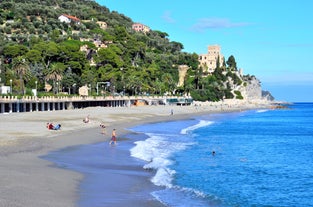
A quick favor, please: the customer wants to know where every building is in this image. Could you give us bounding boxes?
[82,20,107,30]
[132,23,150,33]
[58,14,81,25]
[198,45,224,74]
[97,21,107,30]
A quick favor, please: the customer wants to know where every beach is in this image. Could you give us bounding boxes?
[0,100,274,207]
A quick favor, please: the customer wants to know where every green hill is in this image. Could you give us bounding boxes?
[0,0,267,101]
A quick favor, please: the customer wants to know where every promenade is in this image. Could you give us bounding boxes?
[0,95,193,114]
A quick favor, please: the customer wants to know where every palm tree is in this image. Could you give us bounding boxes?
[162,73,175,95]
[45,62,65,94]
[12,56,29,95]
[125,74,140,96]
[153,79,164,96]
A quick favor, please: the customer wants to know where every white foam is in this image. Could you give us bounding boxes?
[143,157,173,170]
[130,139,159,162]
[130,133,192,187]
[151,185,220,207]
[256,109,268,113]
[151,167,175,187]
[180,120,214,134]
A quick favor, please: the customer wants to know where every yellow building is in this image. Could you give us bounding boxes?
[198,45,224,74]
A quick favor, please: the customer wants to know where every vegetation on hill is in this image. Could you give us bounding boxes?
[0,0,249,101]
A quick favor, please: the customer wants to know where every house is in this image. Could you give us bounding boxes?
[132,23,150,33]
[82,20,108,30]
[58,14,81,25]
[96,21,107,30]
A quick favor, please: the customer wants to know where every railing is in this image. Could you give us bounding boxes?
[0,95,192,103]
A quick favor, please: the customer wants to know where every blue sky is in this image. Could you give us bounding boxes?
[97,0,313,102]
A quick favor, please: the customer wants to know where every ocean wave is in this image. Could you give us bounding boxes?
[151,185,223,207]
[256,109,268,113]
[180,120,214,134]
[151,167,176,188]
[130,133,193,188]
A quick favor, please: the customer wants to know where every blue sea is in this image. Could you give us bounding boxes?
[129,103,313,207]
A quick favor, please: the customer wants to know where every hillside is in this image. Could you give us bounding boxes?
[0,0,273,101]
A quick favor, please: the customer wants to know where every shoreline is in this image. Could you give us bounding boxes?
[43,130,166,207]
[0,100,276,207]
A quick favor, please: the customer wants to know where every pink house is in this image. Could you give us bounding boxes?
[132,23,150,33]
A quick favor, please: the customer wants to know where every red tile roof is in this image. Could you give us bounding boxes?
[61,14,80,22]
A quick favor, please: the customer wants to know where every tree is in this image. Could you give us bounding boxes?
[12,56,30,95]
[125,74,140,95]
[152,79,164,95]
[45,62,65,94]
[25,49,42,63]
[184,77,195,96]
[226,55,237,71]
[81,68,97,89]
[194,67,204,90]
[33,41,59,70]
[3,44,29,58]
[162,73,175,94]
[62,67,79,94]
[95,46,123,68]
[216,55,220,70]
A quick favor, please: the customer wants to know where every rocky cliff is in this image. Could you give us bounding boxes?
[240,75,274,101]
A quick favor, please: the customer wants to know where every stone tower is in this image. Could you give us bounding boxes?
[198,45,224,74]
[177,65,189,87]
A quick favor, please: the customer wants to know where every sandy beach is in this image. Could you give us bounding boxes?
[0,100,274,207]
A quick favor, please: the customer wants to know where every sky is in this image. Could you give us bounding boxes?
[97,0,313,102]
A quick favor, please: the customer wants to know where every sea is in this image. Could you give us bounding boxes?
[129,102,313,207]
[45,102,313,207]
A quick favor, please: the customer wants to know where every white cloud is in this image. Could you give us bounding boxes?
[162,11,176,23]
[191,17,251,32]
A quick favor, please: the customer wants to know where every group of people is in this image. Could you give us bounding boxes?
[84,114,117,145]
[46,122,61,130]
[46,114,117,145]
[90,115,117,145]
[99,121,117,145]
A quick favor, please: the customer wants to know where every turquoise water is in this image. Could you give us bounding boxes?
[130,103,313,207]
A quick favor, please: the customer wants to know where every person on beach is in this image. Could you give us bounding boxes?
[109,129,117,145]
[100,123,106,134]
[83,115,90,123]
[53,124,61,130]
[46,122,54,130]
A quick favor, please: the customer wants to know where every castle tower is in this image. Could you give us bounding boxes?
[198,45,224,74]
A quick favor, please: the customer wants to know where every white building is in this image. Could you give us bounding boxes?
[58,14,81,25]
[0,86,10,94]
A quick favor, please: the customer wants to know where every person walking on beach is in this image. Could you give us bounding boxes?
[109,129,117,145]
